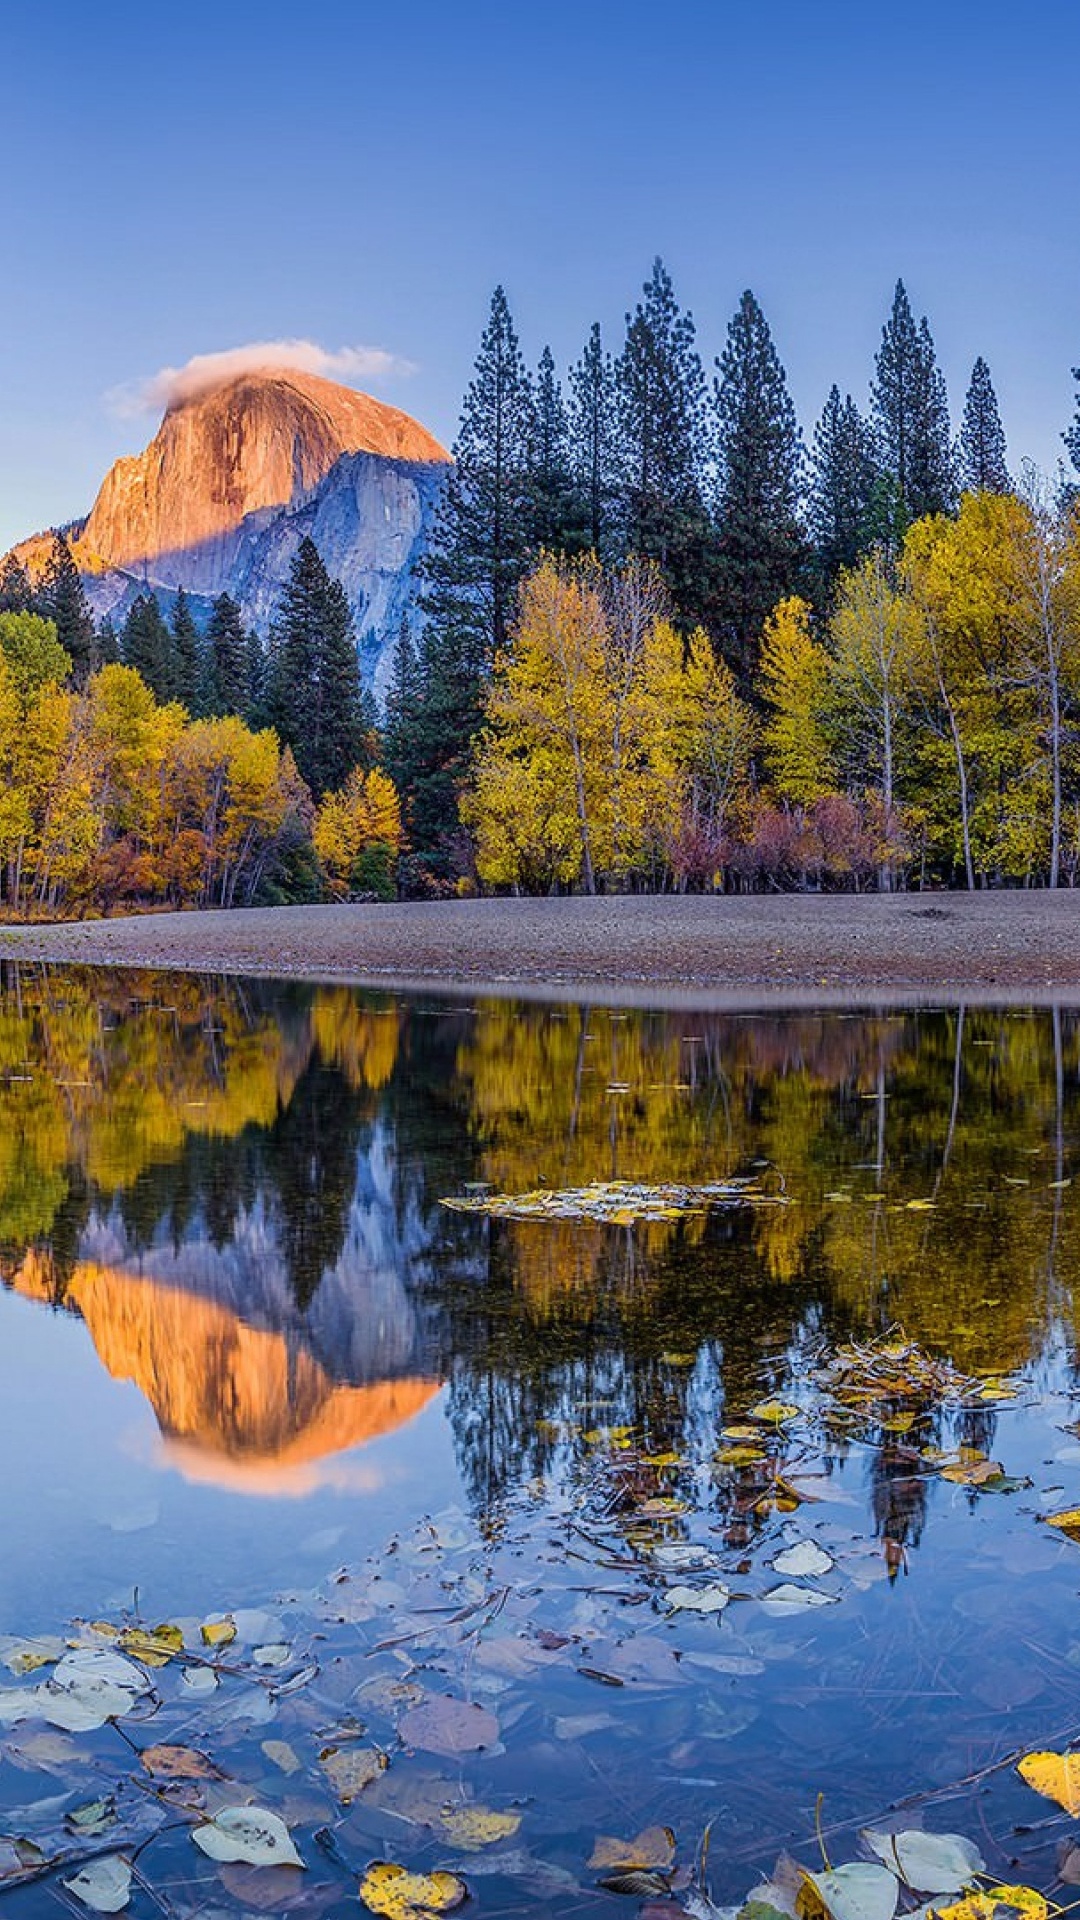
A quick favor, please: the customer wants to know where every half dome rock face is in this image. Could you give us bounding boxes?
[82,368,448,584]
[9,366,451,695]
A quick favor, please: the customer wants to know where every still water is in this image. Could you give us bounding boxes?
[2,969,1080,1915]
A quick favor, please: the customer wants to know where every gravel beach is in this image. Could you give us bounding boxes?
[0,892,1077,1006]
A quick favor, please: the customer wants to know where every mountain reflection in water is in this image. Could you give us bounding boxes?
[0,967,1077,1524]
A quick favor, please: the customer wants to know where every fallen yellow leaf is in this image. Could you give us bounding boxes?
[359,1862,468,1919]
[589,1826,676,1871]
[439,1806,521,1849]
[1017,1750,1080,1815]
[933,1884,1048,1920]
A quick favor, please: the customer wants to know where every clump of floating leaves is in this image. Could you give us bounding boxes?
[441,1174,783,1225]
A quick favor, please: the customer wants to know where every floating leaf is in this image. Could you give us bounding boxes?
[63,1855,132,1913]
[1043,1510,1080,1542]
[118,1624,183,1667]
[933,1886,1047,1920]
[67,1795,117,1835]
[1017,1750,1080,1815]
[192,1806,304,1868]
[200,1616,237,1648]
[772,1542,835,1579]
[590,1826,676,1871]
[441,1177,772,1226]
[716,1445,767,1467]
[664,1583,730,1614]
[748,1400,800,1426]
[359,1861,468,1919]
[799,1862,899,1920]
[439,1806,522,1849]
[0,1634,65,1675]
[862,1829,985,1893]
[37,1648,148,1731]
[140,1742,220,1780]
[320,1745,388,1802]
[399,1694,499,1756]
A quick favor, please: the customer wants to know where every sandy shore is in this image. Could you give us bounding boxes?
[0,893,1077,1006]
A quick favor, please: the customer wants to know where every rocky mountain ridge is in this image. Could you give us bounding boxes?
[9,367,450,697]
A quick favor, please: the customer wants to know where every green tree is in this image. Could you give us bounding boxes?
[712,289,806,678]
[568,321,619,558]
[266,537,362,797]
[170,588,200,711]
[809,386,879,592]
[958,357,1011,494]
[529,345,580,551]
[202,593,250,717]
[121,592,173,701]
[614,258,710,618]
[39,534,96,685]
[871,282,954,526]
[0,556,33,614]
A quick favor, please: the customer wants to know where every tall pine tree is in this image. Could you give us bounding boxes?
[568,322,618,558]
[614,259,709,617]
[809,386,879,591]
[40,533,96,684]
[202,592,250,717]
[0,555,32,613]
[712,289,805,678]
[170,588,200,710]
[411,287,535,870]
[121,592,173,700]
[958,357,1010,493]
[871,281,954,526]
[529,346,580,551]
[266,537,362,797]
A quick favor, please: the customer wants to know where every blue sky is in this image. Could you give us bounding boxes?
[2,0,1078,550]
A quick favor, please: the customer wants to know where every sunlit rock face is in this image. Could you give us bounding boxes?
[10,368,450,697]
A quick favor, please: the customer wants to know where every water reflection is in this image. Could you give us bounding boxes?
[0,968,1076,1516]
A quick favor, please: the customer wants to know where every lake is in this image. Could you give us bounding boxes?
[1,968,1079,1918]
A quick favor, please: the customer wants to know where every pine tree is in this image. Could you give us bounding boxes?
[121,592,173,700]
[170,588,200,710]
[614,259,709,615]
[529,346,580,551]
[0,555,32,614]
[568,322,618,557]
[97,617,120,666]
[202,592,249,716]
[40,533,96,684]
[266,537,362,797]
[412,286,535,868]
[871,281,954,527]
[958,357,1011,494]
[712,290,806,678]
[382,614,419,798]
[809,386,879,590]
[418,284,535,671]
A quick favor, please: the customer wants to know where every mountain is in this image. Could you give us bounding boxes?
[10,367,450,697]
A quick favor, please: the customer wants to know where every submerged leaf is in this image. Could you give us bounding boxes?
[439,1806,521,1849]
[320,1745,388,1802]
[140,1742,220,1780]
[399,1694,499,1756]
[62,1855,132,1913]
[590,1827,676,1871]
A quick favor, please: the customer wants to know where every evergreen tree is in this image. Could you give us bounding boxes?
[266,537,362,797]
[614,258,710,615]
[712,289,806,678]
[121,592,173,700]
[412,287,535,868]
[809,386,879,590]
[871,281,954,526]
[40,533,96,684]
[382,613,419,800]
[170,587,200,710]
[202,592,249,716]
[958,357,1011,494]
[419,284,535,670]
[97,617,120,666]
[529,346,580,551]
[0,555,32,614]
[568,321,619,557]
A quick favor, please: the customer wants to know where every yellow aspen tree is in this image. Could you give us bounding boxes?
[760,596,836,803]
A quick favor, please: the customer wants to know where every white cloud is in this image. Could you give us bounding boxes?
[108,339,416,417]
